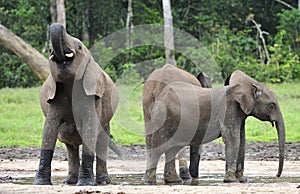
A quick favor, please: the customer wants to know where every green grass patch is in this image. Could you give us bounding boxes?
[0,82,299,147]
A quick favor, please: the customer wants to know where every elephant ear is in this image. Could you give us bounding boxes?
[82,59,105,98]
[44,75,56,102]
[74,51,90,81]
[197,72,212,88]
[229,70,260,115]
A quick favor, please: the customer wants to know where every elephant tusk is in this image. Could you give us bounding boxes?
[272,121,275,127]
[49,55,54,60]
[65,53,74,58]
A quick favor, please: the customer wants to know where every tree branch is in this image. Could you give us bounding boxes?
[0,24,50,79]
[246,16,270,65]
[274,0,295,10]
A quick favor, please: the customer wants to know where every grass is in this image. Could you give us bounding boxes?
[0,82,299,147]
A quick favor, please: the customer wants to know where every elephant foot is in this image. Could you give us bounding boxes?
[63,175,78,184]
[76,169,96,186]
[236,172,248,183]
[164,177,183,184]
[142,171,156,185]
[76,178,96,186]
[223,172,239,183]
[96,175,111,185]
[33,149,53,185]
[164,172,183,184]
[179,167,192,180]
[33,176,52,185]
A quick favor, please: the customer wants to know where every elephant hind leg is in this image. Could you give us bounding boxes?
[189,145,201,178]
[178,147,191,180]
[142,148,163,184]
[63,143,79,184]
[164,147,183,184]
[95,127,110,185]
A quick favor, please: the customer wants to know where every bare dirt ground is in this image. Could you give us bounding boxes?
[0,142,299,194]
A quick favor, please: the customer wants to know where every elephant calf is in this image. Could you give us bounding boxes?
[143,70,285,184]
[33,23,118,186]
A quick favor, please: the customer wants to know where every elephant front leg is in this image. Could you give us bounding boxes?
[33,150,54,185]
[76,144,96,186]
[33,117,59,185]
[223,128,240,183]
[63,144,80,184]
[236,122,247,183]
[95,128,111,185]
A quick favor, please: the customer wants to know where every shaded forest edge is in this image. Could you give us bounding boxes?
[1,0,300,88]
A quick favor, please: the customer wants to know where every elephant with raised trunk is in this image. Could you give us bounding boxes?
[143,70,285,184]
[34,23,118,186]
[142,64,212,180]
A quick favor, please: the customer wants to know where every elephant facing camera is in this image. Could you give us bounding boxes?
[33,23,119,186]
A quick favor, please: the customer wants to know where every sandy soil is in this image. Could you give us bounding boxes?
[0,142,299,193]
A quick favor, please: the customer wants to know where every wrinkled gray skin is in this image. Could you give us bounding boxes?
[142,64,212,182]
[33,23,118,186]
[143,70,285,184]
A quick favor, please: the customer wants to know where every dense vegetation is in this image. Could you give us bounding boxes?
[0,0,300,88]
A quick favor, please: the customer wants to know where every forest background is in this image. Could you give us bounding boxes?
[1,0,300,88]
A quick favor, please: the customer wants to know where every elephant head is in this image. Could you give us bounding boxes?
[45,23,104,102]
[229,70,285,177]
[49,23,90,81]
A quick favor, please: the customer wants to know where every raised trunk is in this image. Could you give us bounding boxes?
[50,23,66,61]
[275,112,285,177]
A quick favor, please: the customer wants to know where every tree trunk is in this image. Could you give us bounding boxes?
[56,0,66,27]
[162,0,176,66]
[50,0,57,24]
[0,24,50,80]
[126,0,133,49]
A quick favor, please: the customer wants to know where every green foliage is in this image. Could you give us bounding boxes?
[1,0,300,87]
[0,0,49,88]
[277,9,300,53]
[0,88,44,147]
[0,54,41,88]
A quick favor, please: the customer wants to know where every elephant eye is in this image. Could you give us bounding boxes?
[78,44,82,50]
[268,103,276,109]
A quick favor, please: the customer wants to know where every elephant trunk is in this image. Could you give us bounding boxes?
[275,112,285,177]
[50,23,67,62]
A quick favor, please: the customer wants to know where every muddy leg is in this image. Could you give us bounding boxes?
[142,148,162,184]
[236,121,247,183]
[164,147,183,184]
[96,127,110,185]
[189,145,201,178]
[223,127,240,183]
[63,144,79,184]
[178,147,191,179]
[76,144,96,186]
[33,114,59,185]
[33,150,54,185]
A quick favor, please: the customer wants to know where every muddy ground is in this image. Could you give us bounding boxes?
[0,142,299,193]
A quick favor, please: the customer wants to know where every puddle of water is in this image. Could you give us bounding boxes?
[1,174,300,186]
